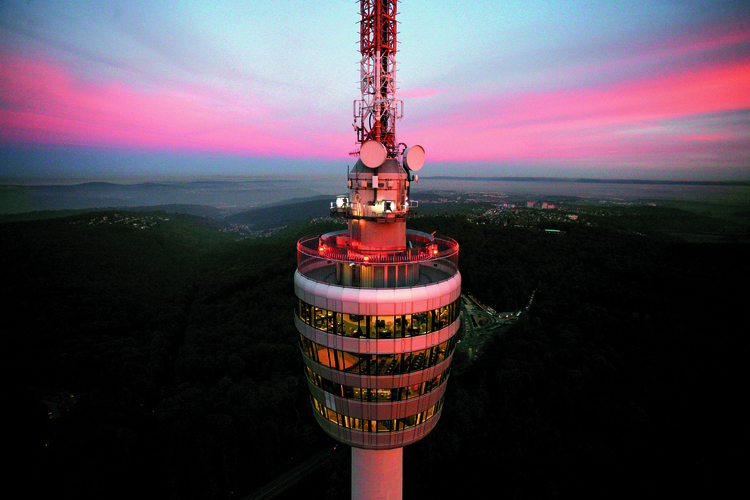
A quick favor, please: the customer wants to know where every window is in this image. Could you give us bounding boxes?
[304,369,450,403]
[300,338,457,376]
[297,298,460,339]
[311,395,445,433]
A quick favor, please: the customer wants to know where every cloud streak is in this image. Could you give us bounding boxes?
[403,22,750,177]
[0,0,748,180]
[0,52,353,158]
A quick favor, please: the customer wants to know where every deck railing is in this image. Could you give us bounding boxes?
[297,230,458,266]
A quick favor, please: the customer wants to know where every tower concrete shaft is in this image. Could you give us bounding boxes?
[352,448,402,500]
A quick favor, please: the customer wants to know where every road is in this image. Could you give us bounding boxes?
[244,446,340,500]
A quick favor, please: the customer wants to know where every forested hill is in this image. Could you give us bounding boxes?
[406,215,745,499]
[7,208,745,499]
[7,211,337,499]
[224,195,331,230]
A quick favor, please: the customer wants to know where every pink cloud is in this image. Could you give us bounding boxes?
[0,52,350,158]
[396,21,750,173]
[2,19,748,177]
[408,57,750,169]
[680,133,734,142]
[565,21,750,83]
[656,21,750,60]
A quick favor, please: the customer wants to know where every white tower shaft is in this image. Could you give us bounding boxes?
[352,448,403,500]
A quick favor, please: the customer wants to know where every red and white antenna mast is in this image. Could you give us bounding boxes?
[354,0,403,157]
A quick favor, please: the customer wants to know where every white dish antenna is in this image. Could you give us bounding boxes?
[403,145,425,171]
[360,140,387,169]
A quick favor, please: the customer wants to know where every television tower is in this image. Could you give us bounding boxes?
[294,1,461,499]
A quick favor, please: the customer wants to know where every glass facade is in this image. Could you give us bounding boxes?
[295,209,460,448]
[300,336,457,376]
[296,298,460,339]
[305,366,449,402]
[312,396,444,433]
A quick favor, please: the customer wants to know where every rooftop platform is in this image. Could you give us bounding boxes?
[302,261,454,286]
[297,230,459,288]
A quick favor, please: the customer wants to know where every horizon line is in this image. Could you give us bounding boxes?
[424,176,750,186]
[1,174,749,188]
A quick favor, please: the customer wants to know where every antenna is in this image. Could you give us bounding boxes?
[353,0,403,157]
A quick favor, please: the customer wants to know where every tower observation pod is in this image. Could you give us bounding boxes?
[294,1,460,499]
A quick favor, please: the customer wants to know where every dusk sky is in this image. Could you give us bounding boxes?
[1,0,749,182]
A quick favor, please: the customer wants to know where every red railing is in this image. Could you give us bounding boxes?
[297,230,458,266]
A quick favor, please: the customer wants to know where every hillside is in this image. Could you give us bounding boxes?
[224,196,331,230]
[7,207,745,499]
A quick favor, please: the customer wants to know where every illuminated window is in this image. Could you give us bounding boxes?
[305,367,449,402]
[299,338,457,376]
[296,298,460,339]
[311,396,445,433]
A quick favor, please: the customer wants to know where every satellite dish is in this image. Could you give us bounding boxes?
[360,140,387,169]
[403,145,425,171]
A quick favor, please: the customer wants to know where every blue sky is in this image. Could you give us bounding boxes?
[1,0,749,181]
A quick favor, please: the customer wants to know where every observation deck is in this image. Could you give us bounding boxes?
[297,229,458,288]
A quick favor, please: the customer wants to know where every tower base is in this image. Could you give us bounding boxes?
[352,447,403,500]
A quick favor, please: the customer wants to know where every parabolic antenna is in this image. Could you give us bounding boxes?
[403,145,425,171]
[360,140,387,169]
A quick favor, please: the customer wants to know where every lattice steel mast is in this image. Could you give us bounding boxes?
[353,0,402,156]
